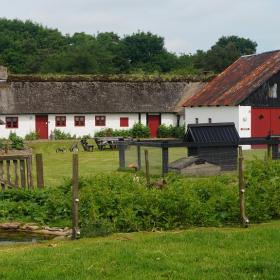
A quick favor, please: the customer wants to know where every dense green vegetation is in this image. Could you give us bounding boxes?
[0,158,280,236]
[0,18,257,75]
[0,222,280,279]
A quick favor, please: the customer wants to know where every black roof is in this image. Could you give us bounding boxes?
[185,123,239,144]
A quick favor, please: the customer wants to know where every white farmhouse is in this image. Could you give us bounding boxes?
[0,68,204,139]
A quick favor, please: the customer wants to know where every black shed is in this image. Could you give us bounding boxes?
[185,123,239,171]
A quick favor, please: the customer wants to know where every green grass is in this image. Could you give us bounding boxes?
[1,222,280,279]
[27,140,267,186]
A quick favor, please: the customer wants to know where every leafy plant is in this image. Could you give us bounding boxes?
[130,123,150,138]
[52,129,76,140]
[8,132,24,150]
[157,124,185,138]
[25,131,39,140]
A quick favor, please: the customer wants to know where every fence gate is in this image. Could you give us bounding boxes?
[0,153,33,190]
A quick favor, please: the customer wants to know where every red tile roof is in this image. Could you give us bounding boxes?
[183,50,280,107]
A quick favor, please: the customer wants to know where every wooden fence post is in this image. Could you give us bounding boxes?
[162,142,169,176]
[238,146,249,228]
[267,144,272,160]
[144,149,151,187]
[0,160,4,191]
[137,145,141,170]
[35,154,44,189]
[20,160,26,189]
[72,153,79,240]
[118,140,126,169]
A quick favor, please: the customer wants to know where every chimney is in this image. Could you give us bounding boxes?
[0,66,8,81]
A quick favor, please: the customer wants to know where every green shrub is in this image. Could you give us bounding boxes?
[1,159,280,236]
[25,131,39,140]
[172,125,185,138]
[8,132,24,150]
[94,128,114,137]
[94,124,149,138]
[157,124,173,138]
[52,129,76,140]
[131,123,150,138]
[157,124,185,138]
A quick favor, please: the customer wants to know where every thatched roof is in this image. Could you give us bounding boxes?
[0,80,204,115]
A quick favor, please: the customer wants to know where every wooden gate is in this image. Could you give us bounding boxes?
[0,153,34,190]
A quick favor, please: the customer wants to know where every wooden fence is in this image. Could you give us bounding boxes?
[0,152,44,191]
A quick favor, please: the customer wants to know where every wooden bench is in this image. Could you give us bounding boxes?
[94,137,131,150]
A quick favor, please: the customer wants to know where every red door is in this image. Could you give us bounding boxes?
[270,109,280,135]
[35,115,48,139]
[148,115,160,138]
[251,108,271,137]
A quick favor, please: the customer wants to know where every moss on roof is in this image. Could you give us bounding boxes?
[7,73,215,83]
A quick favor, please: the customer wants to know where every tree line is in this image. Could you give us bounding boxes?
[0,18,257,75]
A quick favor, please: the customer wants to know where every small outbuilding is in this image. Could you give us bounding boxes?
[184,122,239,171]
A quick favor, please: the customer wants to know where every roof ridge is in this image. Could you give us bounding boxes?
[241,49,280,58]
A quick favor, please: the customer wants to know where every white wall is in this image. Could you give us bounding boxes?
[161,113,177,126]
[0,113,180,138]
[48,113,140,137]
[185,106,252,137]
[185,106,239,128]
[185,106,252,149]
[0,115,35,138]
[238,106,251,138]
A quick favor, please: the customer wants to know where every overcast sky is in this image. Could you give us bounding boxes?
[1,0,279,54]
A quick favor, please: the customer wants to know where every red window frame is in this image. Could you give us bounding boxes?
[6,117,18,128]
[55,116,66,127]
[120,117,129,127]
[95,116,106,126]
[74,116,85,127]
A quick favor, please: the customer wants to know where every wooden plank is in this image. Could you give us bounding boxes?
[238,147,249,228]
[162,147,169,176]
[72,153,79,240]
[20,160,26,189]
[0,160,4,191]
[6,160,11,187]
[137,145,141,170]
[13,160,19,188]
[144,150,151,188]
[26,156,33,189]
[35,154,44,189]
[0,155,30,160]
[118,141,126,169]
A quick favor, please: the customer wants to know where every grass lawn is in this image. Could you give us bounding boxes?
[0,221,280,279]
[27,140,267,187]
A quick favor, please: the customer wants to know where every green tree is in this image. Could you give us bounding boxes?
[193,36,257,73]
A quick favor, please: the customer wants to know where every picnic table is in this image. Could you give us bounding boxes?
[94,137,131,150]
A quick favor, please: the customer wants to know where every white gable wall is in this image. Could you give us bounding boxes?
[185,106,252,138]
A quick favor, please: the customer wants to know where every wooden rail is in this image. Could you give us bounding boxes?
[0,152,44,190]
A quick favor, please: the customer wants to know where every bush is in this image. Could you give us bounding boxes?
[1,159,280,236]
[8,132,24,150]
[172,125,185,138]
[0,161,280,235]
[25,131,39,140]
[157,124,173,138]
[157,124,185,138]
[52,129,76,140]
[131,123,150,138]
[94,123,150,138]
